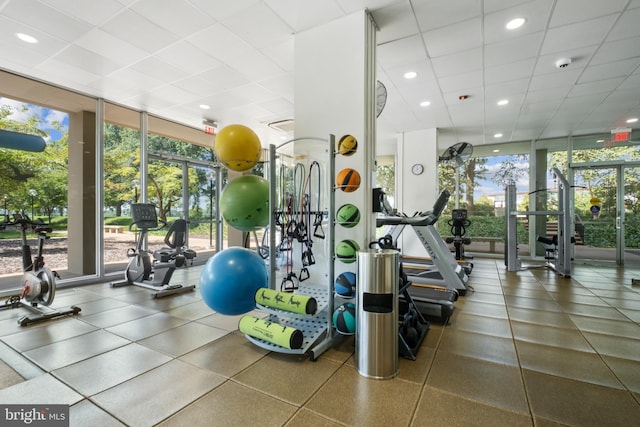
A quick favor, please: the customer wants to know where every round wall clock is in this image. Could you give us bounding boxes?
[411,163,424,175]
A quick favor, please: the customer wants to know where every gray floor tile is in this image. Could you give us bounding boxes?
[52,343,172,396]
[23,329,130,371]
[1,318,97,352]
[0,373,83,404]
[106,312,190,341]
[92,359,226,427]
[70,400,126,427]
[138,321,228,357]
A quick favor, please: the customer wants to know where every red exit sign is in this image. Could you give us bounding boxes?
[204,124,216,135]
[611,127,631,142]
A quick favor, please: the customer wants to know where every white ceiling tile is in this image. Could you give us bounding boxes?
[422,17,482,58]
[105,68,165,94]
[412,0,480,32]
[549,0,628,27]
[74,29,148,66]
[0,16,70,57]
[130,57,189,83]
[99,9,180,54]
[188,24,253,64]
[532,45,596,76]
[540,15,617,55]
[484,32,544,67]
[34,58,102,86]
[524,86,572,102]
[618,73,640,91]
[226,83,279,105]
[40,0,124,26]
[195,65,251,92]
[226,50,284,81]
[483,0,554,45]
[2,0,92,42]
[529,68,581,91]
[558,93,610,113]
[221,2,293,49]
[591,37,640,65]
[569,77,626,97]
[438,70,483,93]
[260,38,295,72]
[264,0,344,32]
[258,73,294,102]
[187,0,257,21]
[370,1,421,44]
[53,45,122,76]
[378,35,427,70]
[521,99,563,114]
[431,48,483,78]
[485,83,527,104]
[0,40,45,69]
[442,88,484,107]
[156,41,222,74]
[484,58,536,85]
[386,60,437,86]
[608,7,640,41]
[484,0,533,14]
[258,97,294,116]
[579,58,640,83]
[131,0,214,37]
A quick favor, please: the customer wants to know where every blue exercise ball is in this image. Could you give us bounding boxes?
[199,247,268,315]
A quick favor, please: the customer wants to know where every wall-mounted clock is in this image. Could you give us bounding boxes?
[411,163,424,175]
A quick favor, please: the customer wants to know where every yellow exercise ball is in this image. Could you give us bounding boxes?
[214,124,262,171]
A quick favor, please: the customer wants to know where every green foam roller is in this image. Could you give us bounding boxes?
[239,315,304,350]
[255,288,317,315]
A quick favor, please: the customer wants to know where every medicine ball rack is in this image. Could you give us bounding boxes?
[245,135,341,361]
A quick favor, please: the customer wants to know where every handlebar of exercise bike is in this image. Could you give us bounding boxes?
[6,215,53,234]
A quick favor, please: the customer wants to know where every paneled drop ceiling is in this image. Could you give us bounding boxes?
[0,0,639,155]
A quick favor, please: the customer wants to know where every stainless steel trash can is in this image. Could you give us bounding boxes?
[355,249,399,379]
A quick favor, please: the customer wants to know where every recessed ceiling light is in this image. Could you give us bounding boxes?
[15,32,38,44]
[596,139,605,143]
[497,99,509,106]
[494,133,503,138]
[199,104,211,110]
[626,117,638,123]
[404,71,417,79]
[493,149,500,153]
[506,17,526,30]
[420,101,431,107]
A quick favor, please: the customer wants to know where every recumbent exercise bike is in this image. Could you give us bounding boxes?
[111,203,196,298]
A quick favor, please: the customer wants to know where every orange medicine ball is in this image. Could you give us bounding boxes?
[336,168,361,192]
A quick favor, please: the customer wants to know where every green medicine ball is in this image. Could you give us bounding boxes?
[336,204,360,228]
[336,239,360,264]
[220,175,270,232]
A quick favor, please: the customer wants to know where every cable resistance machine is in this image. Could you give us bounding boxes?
[505,167,572,277]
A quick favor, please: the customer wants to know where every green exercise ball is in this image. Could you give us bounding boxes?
[221,175,270,231]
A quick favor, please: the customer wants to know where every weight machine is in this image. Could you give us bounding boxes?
[505,167,572,277]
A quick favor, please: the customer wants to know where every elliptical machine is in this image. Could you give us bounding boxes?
[111,203,195,298]
[0,214,81,326]
[445,209,473,263]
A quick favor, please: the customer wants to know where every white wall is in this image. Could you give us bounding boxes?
[294,11,377,280]
[396,128,438,256]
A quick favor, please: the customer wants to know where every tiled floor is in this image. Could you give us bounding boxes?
[1,259,640,426]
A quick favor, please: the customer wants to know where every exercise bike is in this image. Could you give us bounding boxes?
[0,214,81,326]
[111,203,196,298]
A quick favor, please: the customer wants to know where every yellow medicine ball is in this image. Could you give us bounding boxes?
[214,124,262,171]
[337,134,358,156]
